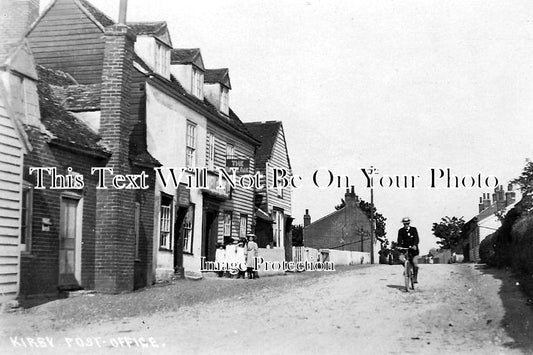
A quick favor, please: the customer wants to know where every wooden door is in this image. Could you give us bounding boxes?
[59,197,79,288]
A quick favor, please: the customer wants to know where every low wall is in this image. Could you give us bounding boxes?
[321,249,371,265]
[256,248,286,276]
[293,247,370,266]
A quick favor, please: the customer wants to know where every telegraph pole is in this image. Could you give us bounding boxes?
[370,181,375,264]
[369,165,377,264]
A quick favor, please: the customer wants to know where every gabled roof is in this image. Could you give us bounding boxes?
[36,65,109,156]
[77,0,115,28]
[244,121,282,169]
[0,40,38,80]
[128,21,172,47]
[170,48,205,70]
[205,68,231,89]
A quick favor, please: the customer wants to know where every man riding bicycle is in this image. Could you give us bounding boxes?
[397,217,419,283]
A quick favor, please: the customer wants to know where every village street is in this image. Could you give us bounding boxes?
[1,264,533,354]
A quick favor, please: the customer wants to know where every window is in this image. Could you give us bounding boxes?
[192,68,203,99]
[223,212,232,238]
[220,87,229,113]
[226,143,234,160]
[154,41,169,77]
[186,122,196,167]
[159,195,173,250]
[134,202,141,259]
[182,205,195,254]
[239,214,248,239]
[273,209,285,248]
[206,132,215,170]
[21,183,33,251]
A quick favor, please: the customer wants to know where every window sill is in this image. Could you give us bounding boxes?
[159,247,173,252]
[183,251,193,256]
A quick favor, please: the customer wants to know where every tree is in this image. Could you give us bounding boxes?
[432,216,465,249]
[510,160,533,194]
[510,160,533,215]
[291,224,304,247]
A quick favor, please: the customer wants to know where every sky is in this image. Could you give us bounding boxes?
[42,0,533,253]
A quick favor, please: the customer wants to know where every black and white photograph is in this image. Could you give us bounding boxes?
[1,0,533,353]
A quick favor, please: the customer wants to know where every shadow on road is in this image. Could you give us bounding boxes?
[386,284,407,292]
[477,264,533,353]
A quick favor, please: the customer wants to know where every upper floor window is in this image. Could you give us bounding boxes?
[154,41,170,77]
[226,143,234,161]
[192,68,203,99]
[206,132,215,170]
[220,87,229,113]
[186,122,197,167]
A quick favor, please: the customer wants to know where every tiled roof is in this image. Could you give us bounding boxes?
[77,0,115,28]
[244,121,281,169]
[37,65,77,86]
[128,22,171,47]
[171,48,200,65]
[51,83,101,111]
[204,68,231,89]
[148,73,256,143]
[36,66,108,156]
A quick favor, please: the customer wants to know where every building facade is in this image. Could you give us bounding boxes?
[244,121,293,261]
[303,188,374,255]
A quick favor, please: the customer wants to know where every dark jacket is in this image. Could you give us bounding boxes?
[397,226,420,256]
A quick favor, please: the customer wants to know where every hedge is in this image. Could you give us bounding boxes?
[511,215,533,274]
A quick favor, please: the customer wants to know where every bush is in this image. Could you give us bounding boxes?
[479,232,496,265]
[511,215,533,274]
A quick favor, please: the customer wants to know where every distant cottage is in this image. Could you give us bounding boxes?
[303,187,374,254]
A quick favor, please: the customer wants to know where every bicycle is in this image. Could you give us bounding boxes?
[395,246,415,292]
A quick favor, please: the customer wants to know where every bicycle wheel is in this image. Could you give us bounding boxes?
[404,261,410,292]
[409,266,415,290]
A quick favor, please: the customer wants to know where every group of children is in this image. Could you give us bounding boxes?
[215,234,259,279]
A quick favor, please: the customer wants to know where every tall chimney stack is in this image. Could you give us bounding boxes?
[118,0,128,24]
[303,209,311,227]
[94,20,137,293]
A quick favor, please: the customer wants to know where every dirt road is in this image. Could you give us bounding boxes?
[2,263,533,354]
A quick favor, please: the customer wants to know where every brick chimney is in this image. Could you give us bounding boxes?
[505,184,516,207]
[303,209,311,227]
[0,0,40,44]
[94,9,137,293]
[344,186,357,208]
[482,193,491,210]
[478,197,485,213]
[495,185,506,211]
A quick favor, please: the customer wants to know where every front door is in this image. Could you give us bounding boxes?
[59,196,80,289]
[202,210,218,262]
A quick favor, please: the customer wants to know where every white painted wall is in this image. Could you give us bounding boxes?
[170,64,192,94]
[204,83,221,112]
[146,83,207,279]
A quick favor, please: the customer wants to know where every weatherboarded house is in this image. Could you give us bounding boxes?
[244,121,293,261]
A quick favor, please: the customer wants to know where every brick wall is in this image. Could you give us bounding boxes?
[303,191,372,252]
[20,127,103,296]
[94,24,138,293]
